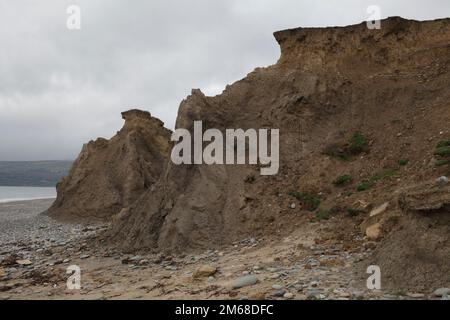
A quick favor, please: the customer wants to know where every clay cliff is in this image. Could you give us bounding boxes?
[47,109,171,221]
[51,17,450,290]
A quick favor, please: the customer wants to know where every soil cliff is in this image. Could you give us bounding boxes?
[51,17,450,290]
[47,109,171,221]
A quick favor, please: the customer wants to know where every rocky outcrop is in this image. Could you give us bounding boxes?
[47,109,171,221]
[105,17,450,257]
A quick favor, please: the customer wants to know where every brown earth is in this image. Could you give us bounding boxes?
[49,17,450,292]
[47,109,171,221]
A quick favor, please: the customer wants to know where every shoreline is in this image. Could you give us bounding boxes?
[0,197,56,204]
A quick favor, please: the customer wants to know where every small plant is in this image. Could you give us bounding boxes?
[347,208,359,217]
[370,168,399,183]
[347,132,368,155]
[245,175,256,183]
[434,146,450,157]
[315,209,330,221]
[434,140,450,168]
[398,159,409,166]
[323,132,368,160]
[356,181,372,192]
[289,191,321,212]
[436,159,450,166]
[333,175,353,187]
[323,144,349,161]
[436,140,450,148]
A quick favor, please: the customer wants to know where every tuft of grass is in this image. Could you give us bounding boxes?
[323,132,369,161]
[323,144,349,161]
[370,168,399,183]
[333,175,353,187]
[315,209,330,221]
[289,191,321,212]
[398,159,409,166]
[356,181,372,192]
[245,175,256,183]
[434,146,450,157]
[347,132,368,155]
[436,140,450,148]
[436,159,450,166]
[347,208,359,217]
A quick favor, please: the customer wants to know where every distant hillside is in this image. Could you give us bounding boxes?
[0,161,72,187]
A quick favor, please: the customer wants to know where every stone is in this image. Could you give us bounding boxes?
[80,254,90,259]
[290,203,296,209]
[365,223,382,240]
[249,292,266,300]
[272,284,283,290]
[0,268,6,277]
[369,202,389,217]
[283,292,294,299]
[436,176,449,185]
[193,265,217,278]
[433,288,450,297]
[232,275,258,289]
[406,293,425,298]
[16,259,32,266]
[271,290,286,297]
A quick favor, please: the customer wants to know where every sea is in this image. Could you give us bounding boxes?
[0,186,56,203]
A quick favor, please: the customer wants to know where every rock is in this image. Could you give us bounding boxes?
[272,284,283,290]
[232,275,258,289]
[138,259,149,266]
[406,293,425,298]
[433,288,450,297]
[271,290,286,297]
[436,176,449,185]
[193,265,217,278]
[283,292,294,299]
[249,292,266,300]
[0,268,6,277]
[365,223,382,240]
[47,109,172,221]
[369,202,389,217]
[80,254,90,259]
[16,259,32,266]
[290,203,296,209]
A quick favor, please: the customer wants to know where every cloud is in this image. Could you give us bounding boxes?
[0,0,449,160]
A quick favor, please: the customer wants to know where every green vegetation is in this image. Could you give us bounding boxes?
[356,181,372,192]
[324,132,368,160]
[332,175,353,187]
[355,168,399,192]
[398,159,409,166]
[289,191,321,212]
[347,208,359,217]
[315,209,330,221]
[436,159,450,166]
[434,140,450,168]
[245,175,256,183]
[434,146,450,157]
[370,168,399,183]
[436,140,450,148]
[347,132,368,155]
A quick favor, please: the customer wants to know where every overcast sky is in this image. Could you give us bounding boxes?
[1,0,449,161]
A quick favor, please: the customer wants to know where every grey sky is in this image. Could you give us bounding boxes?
[1,0,449,160]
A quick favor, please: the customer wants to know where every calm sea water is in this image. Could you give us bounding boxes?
[0,186,56,203]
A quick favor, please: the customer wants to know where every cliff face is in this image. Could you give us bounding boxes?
[105,17,450,258]
[47,109,171,221]
[52,17,450,290]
